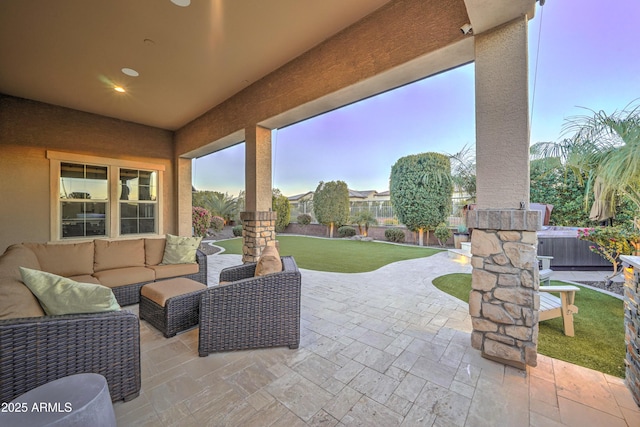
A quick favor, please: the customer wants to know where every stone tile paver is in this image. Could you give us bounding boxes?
[112,251,639,426]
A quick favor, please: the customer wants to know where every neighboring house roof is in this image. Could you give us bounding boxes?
[348,189,367,199]
[288,192,313,202]
[288,189,389,201]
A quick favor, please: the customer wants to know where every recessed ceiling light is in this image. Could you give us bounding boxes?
[121,68,139,77]
[114,86,126,93]
[170,0,190,7]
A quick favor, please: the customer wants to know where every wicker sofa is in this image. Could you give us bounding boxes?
[198,256,301,356]
[14,238,207,306]
[0,310,141,403]
[0,237,207,403]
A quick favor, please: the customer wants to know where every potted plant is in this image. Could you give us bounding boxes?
[453,224,470,249]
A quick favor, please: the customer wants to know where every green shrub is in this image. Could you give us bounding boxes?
[211,216,224,232]
[383,218,399,226]
[456,224,468,234]
[192,207,213,237]
[338,226,356,238]
[272,192,291,232]
[435,223,452,247]
[297,213,312,226]
[232,225,243,237]
[385,228,405,243]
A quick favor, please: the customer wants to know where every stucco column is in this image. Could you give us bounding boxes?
[475,16,530,210]
[242,125,275,262]
[471,17,541,369]
[245,125,272,211]
[177,157,193,236]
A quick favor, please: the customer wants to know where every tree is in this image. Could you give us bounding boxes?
[531,103,640,227]
[193,191,238,224]
[272,188,291,232]
[529,155,636,227]
[313,180,349,238]
[390,152,453,246]
[352,210,377,236]
[530,157,592,226]
[449,144,476,204]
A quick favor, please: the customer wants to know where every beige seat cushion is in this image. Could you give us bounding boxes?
[144,238,166,266]
[255,245,282,276]
[0,244,45,319]
[147,263,199,280]
[67,274,101,285]
[24,241,94,277]
[93,266,155,288]
[94,239,145,272]
[141,278,206,307]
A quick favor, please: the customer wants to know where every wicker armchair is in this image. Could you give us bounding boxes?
[198,256,301,356]
[0,310,141,403]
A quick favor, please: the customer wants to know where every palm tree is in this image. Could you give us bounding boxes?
[531,103,640,227]
[353,210,378,236]
[206,192,238,225]
[448,144,476,204]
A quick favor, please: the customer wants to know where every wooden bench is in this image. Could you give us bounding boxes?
[539,285,580,336]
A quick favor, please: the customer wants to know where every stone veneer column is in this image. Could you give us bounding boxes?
[620,255,640,406]
[241,211,277,263]
[467,209,542,369]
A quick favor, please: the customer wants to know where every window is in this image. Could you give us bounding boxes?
[119,169,157,235]
[60,163,108,238]
[48,151,164,241]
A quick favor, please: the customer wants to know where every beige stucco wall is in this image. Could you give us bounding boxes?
[474,17,530,209]
[0,95,175,253]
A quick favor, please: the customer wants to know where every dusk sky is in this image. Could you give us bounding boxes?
[192,0,640,197]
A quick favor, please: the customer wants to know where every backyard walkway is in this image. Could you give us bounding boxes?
[113,252,640,426]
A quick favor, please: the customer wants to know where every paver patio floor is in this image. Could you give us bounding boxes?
[113,252,640,426]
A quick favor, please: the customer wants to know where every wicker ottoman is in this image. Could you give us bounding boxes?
[139,278,207,338]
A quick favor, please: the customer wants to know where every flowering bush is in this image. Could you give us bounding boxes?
[192,207,213,237]
[211,216,224,232]
[577,226,640,276]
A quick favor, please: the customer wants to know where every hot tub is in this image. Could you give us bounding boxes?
[537,226,611,271]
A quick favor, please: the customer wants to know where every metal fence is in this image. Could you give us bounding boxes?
[290,196,468,227]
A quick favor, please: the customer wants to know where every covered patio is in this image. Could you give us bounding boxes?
[114,252,639,425]
[2,0,640,424]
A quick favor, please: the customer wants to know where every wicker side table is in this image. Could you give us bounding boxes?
[139,278,207,338]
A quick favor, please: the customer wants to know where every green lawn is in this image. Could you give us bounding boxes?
[212,236,441,273]
[432,273,626,378]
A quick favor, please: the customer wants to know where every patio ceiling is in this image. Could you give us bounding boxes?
[0,0,391,131]
[0,1,536,134]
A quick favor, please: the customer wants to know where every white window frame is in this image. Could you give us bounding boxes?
[48,151,164,241]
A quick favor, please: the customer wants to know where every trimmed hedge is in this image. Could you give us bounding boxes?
[338,226,356,238]
[297,213,312,225]
[385,228,405,243]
